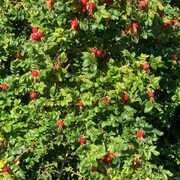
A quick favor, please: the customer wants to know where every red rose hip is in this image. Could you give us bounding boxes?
[2,166,10,173]
[56,120,64,128]
[106,156,113,163]
[139,0,148,8]
[164,20,171,28]
[91,48,97,55]
[137,130,144,138]
[32,27,38,33]
[15,52,22,59]
[142,63,150,70]
[121,93,129,102]
[32,70,39,77]
[80,0,87,6]
[30,92,37,99]
[31,34,39,41]
[77,101,84,107]
[172,55,178,61]
[79,137,86,145]
[87,2,96,11]
[37,32,43,39]
[71,19,79,31]
[148,92,154,98]
[109,152,116,157]
[96,50,102,58]
[101,155,108,162]
[90,166,97,172]
[131,22,139,29]
[2,83,8,91]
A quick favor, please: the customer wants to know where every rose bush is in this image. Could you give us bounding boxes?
[0,0,180,179]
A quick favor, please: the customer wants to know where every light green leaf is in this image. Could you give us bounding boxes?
[144,101,153,113]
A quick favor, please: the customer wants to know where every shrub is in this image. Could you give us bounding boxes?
[0,0,179,179]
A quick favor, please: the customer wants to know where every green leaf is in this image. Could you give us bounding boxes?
[50,86,56,97]
[82,58,91,67]
[3,124,12,133]
[90,63,97,72]
[60,52,67,63]
[152,150,160,156]
[144,101,153,113]
[153,129,163,136]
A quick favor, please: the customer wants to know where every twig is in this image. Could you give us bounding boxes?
[69,169,86,179]
[59,151,69,179]
[14,144,34,163]
[65,63,71,70]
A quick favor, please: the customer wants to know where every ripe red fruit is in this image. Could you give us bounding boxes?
[137,130,144,138]
[77,101,84,107]
[142,63,150,70]
[100,52,105,59]
[131,22,139,29]
[91,48,97,55]
[106,156,113,163]
[96,50,102,58]
[90,166,97,172]
[70,19,79,31]
[31,34,39,41]
[2,83,8,91]
[30,92,37,99]
[130,22,139,33]
[148,92,154,98]
[2,166,10,173]
[15,52,22,59]
[172,19,179,25]
[109,152,116,157]
[37,32,43,39]
[121,93,129,102]
[82,5,87,12]
[101,155,108,162]
[48,0,54,2]
[164,20,171,28]
[100,98,111,104]
[87,2,96,11]
[32,27,38,33]
[31,70,39,77]
[79,137,86,145]
[139,0,148,8]
[56,120,64,128]
[172,55,178,61]
[80,0,87,6]
[48,3,54,9]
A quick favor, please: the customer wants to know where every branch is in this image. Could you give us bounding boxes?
[65,63,71,70]
[14,144,34,163]
[59,151,69,179]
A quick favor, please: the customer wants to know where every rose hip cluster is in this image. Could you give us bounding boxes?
[91,48,105,59]
[31,27,43,42]
[101,152,116,164]
[163,19,179,28]
[79,0,96,13]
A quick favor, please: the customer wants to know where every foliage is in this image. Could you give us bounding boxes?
[0,0,180,179]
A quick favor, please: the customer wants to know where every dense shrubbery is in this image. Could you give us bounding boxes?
[0,0,180,179]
